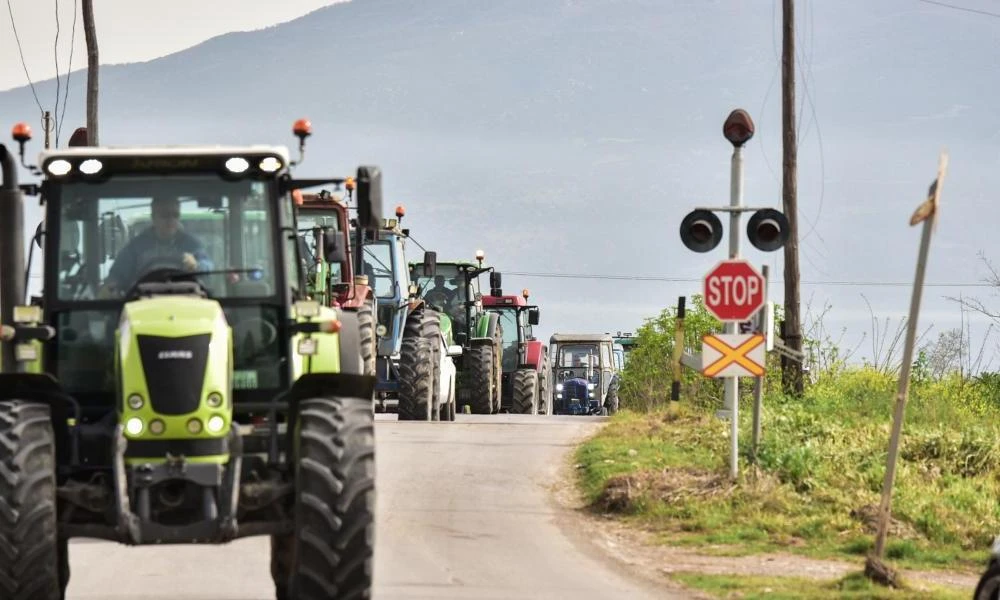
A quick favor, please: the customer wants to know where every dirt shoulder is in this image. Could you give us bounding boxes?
[551,451,981,596]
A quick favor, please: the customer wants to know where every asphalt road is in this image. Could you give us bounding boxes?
[65,414,675,600]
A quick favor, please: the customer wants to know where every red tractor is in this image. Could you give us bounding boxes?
[482,288,551,414]
[293,183,377,376]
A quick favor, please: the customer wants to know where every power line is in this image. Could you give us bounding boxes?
[6,0,45,115]
[502,271,995,288]
[57,0,79,146]
[916,0,1000,17]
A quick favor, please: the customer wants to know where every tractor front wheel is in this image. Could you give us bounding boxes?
[421,309,443,422]
[512,369,539,415]
[0,401,65,600]
[276,397,375,600]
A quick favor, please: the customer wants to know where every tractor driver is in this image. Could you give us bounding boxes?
[424,275,457,308]
[101,197,213,295]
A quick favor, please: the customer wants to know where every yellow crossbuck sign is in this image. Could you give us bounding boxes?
[701,333,766,378]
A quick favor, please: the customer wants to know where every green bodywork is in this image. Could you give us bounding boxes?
[117,296,232,465]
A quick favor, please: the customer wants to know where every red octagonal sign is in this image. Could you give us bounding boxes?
[703,259,765,322]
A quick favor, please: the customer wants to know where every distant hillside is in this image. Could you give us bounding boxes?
[1,0,997,346]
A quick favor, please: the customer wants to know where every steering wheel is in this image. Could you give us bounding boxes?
[424,289,450,308]
[122,255,204,299]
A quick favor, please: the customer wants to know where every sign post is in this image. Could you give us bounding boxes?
[679,108,792,480]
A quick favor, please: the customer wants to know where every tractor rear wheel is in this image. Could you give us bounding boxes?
[467,345,495,414]
[605,377,621,415]
[512,369,539,415]
[398,309,434,420]
[358,297,377,378]
[276,397,375,600]
[538,352,551,415]
[0,401,65,600]
[422,309,443,422]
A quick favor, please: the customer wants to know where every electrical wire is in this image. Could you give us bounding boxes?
[916,0,1000,17]
[6,0,45,115]
[501,271,994,288]
[57,0,78,146]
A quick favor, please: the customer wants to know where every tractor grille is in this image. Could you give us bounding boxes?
[561,379,588,401]
[136,334,211,415]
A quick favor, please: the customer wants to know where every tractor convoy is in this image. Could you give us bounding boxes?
[0,119,623,599]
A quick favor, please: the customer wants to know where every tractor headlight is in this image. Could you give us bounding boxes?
[556,383,563,391]
[587,383,596,391]
[589,392,595,398]
[225,157,250,173]
[127,394,144,410]
[557,393,563,399]
[206,392,224,408]
[125,417,144,436]
[149,419,165,435]
[46,159,71,176]
[187,418,203,434]
[376,324,387,336]
[259,156,282,172]
[79,158,103,175]
[207,415,226,433]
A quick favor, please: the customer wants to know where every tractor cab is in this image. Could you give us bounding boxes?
[549,333,618,415]
[482,289,551,414]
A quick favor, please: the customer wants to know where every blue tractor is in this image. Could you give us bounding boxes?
[360,207,459,420]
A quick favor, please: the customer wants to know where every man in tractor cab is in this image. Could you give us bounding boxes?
[102,197,213,294]
[424,275,456,306]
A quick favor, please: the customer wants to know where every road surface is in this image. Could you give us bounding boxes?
[65,414,677,599]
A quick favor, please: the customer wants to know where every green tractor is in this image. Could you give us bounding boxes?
[0,120,381,599]
[409,250,504,414]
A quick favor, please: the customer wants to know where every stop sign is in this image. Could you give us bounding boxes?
[703,259,765,322]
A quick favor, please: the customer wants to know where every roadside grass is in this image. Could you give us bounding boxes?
[668,571,969,599]
[575,367,1000,573]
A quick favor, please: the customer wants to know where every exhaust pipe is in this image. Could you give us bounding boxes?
[0,145,25,373]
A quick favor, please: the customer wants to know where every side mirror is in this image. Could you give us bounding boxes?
[490,271,502,290]
[422,251,437,277]
[356,165,383,231]
[323,231,347,264]
[32,222,43,249]
[528,308,540,326]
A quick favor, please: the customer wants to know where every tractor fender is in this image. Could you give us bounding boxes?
[522,339,544,370]
[339,284,374,311]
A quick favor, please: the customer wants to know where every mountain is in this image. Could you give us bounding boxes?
[1,0,997,355]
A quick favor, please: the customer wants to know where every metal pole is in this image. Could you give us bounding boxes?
[726,145,744,480]
[871,153,947,562]
[751,265,769,463]
[671,296,686,402]
[0,145,25,374]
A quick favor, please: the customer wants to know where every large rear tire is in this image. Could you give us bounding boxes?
[278,397,375,600]
[538,351,551,415]
[358,296,377,378]
[398,309,434,421]
[0,401,64,600]
[422,309,443,422]
[975,560,1000,600]
[512,369,539,415]
[468,345,495,415]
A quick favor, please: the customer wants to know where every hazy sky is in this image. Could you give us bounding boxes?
[0,0,342,92]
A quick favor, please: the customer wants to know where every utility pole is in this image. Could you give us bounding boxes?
[781,0,803,395]
[82,0,99,146]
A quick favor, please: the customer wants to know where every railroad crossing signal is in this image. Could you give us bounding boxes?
[703,259,766,322]
[701,333,766,378]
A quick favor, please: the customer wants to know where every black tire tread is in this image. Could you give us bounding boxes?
[287,397,375,600]
[0,401,61,600]
[357,297,377,378]
[512,369,539,415]
[398,309,434,421]
[468,345,494,415]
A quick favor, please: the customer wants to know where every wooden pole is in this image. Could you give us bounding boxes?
[82,0,99,146]
[781,0,803,396]
[751,265,769,463]
[867,152,948,584]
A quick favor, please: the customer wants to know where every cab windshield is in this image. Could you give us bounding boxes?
[494,308,520,372]
[55,175,277,300]
[413,264,471,334]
